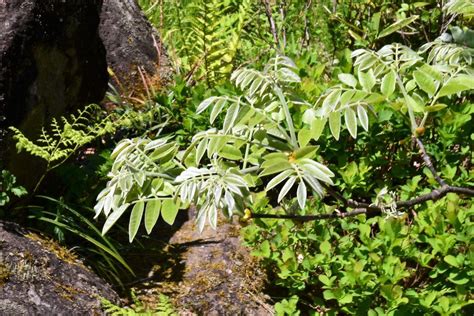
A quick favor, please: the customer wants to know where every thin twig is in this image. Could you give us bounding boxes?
[261,0,279,48]
[414,136,447,186]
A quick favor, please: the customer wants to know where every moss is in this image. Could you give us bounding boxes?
[0,263,12,287]
[25,233,80,266]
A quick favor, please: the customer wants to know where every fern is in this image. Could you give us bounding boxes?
[101,291,177,316]
[9,104,116,192]
[155,0,251,86]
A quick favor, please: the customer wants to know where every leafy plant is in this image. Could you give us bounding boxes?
[0,170,27,208]
[9,105,117,192]
[102,290,177,316]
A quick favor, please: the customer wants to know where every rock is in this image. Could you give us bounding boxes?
[0,221,119,314]
[99,0,172,94]
[132,210,273,315]
[0,0,108,174]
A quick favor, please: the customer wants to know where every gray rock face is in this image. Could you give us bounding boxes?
[0,221,119,314]
[99,0,172,91]
[0,0,108,169]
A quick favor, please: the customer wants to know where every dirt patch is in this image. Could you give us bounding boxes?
[131,210,273,315]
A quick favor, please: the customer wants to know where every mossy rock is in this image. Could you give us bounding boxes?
[0,221,118,315]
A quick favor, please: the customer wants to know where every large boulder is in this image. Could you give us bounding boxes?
[99,0,172,94]
[0,221,119,314]
[0,0,108,172]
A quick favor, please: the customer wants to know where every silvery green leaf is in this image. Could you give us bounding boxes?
[129,201,145,242]
[279,68,301,82]
[381,70,396,97]
[223,102,240,133]
[210,98,227,124]
[299,158,335,177]
[102,203,129,235]
[266,169,294,191]
[303,175,324,197]
[224,190,235,213]
[278,176,296,202]
[249,76,263,96]
[358,69,376,92]
[340,90,356,107]
[329,111,341,140]
[302,109,316,124]
[310,117,327,141]
[196,204,208,232]
[208,204,218,230]
[144,138,167,151]
[299,162,333,185]
[145,200,161,234]
[161,199,179,225]
[322,90,341,112]
[111,139,132,159]
[195,139,207,165]
[214,185,223,205]
[297,180,307,210]
[226,184,243,196]
[344,107,358,139]
[338,74,358,88]
[357,105,369,131]
[351,49,367,58]
[196,97,216,114]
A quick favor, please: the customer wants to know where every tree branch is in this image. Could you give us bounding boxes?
[250,184,474,221]
[414,136,447,186]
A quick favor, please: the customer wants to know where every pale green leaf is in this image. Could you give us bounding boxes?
[381,70,396,97]
[278,176,296,202]
[161,199,179,225]
[145,200,161,234]
[266,169,294,191]
[358,70,376,92]
[438,75,474,97]
[344,107,358,138]
[414,70,436,96]
[377,16,418,39]
[102,204,129,235]
[357,105,369,131]
[338,73,358,88]
[329,111,341,140]
[297,180,307,210]
[129,201,145,242]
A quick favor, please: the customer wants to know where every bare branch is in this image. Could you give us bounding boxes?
[414,137,447,186]
[250,184,474,221]
[261,0,279,48]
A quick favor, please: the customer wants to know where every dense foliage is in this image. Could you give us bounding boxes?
[2,0,473,314]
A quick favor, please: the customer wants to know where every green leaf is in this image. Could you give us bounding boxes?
[129,201,145,242]
[297,180,307,209]
[260,161,292,176]
[377,16,418,38]
[438,75,474,97]
[266,169,294,191]
[161,199,179,225]
[414,69,436,96]
[405,94,425,113]
[381,70,396,97]
[444,255,460,268]
[329,111,341,140]
[145,200,161,234]
[278,176,296,202]
[338,73,358,88]
[344,108,358,138]
[294,146,317,160]
[310,117,326,140]
[320,240,331,254]
[298,128,312,147]
[318,274,332,286]
[339,294,353,304]
[223,101,240,133]
[425,103,447,112]
[102,204,129,235]
[357,105,369,131]
[358,69,376,92]
[219,145,242,160]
